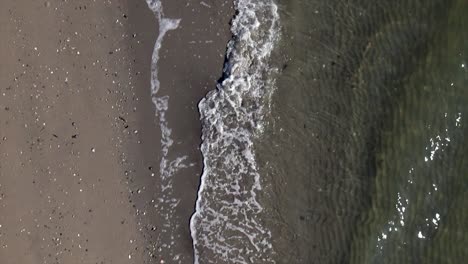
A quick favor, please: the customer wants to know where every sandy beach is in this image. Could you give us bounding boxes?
[0,0,232,263]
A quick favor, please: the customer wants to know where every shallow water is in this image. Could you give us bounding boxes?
[190,0,280,263]
[256,0,468,263]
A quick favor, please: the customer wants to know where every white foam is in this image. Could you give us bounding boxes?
[190,0,280,263]
[146,0,181,96]
[144,1,192,263]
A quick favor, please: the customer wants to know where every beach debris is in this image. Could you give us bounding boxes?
[118,115,129,128]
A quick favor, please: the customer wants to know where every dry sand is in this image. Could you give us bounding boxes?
[0,0,232,263]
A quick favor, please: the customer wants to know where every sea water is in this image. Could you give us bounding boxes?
[256,0,468,263]
[147,0,468,263]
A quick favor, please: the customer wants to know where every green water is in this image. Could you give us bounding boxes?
[256,0,468,263]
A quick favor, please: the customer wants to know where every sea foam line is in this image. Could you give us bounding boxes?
[190,0,280,263]
[145,1,193,263]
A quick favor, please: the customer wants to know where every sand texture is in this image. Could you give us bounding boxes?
[0,0,233,263]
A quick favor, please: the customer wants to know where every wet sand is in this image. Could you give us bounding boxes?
[0,0,232,263]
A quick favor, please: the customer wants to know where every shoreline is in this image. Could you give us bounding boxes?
[126,0,234,262]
